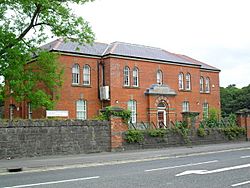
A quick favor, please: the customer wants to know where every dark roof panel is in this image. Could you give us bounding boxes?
[41,39,108,56]
[174,54,220,71]
[103,42,196,65]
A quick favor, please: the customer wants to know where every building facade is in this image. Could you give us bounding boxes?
[4,39,220,127]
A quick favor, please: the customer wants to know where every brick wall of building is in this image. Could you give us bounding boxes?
[107,57,220,124]
[4,52,220,126]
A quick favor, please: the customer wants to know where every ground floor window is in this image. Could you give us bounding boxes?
[182,101,189,112]
[128,100,137,123]
[28,102,32,119]
[203,103,209,119]
[76,100,87,120]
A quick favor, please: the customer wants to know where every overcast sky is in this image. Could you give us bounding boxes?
[71,0,250,88]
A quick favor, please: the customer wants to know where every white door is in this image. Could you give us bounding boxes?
[157,110,166,128]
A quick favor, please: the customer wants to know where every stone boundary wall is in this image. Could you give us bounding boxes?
[0,120,110,159]
[122,129,246,150]
[0,118,247,159]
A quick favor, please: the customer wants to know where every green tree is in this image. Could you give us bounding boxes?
[220,84,250,116]
[0,0,95,109]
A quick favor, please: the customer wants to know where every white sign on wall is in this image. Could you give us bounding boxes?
[46,110,69,117]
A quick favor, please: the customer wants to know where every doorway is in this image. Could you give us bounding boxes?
[157,101,169,128]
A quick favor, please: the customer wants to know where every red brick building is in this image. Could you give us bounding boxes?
[5,39,220,127]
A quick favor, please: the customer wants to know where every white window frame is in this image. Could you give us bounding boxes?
[185,73,191,90]
[132,67,139,87]
[83,65,91,85]
[124,66,130,86]
[182,101,189,112]
[178,73,184,90]
[157,70,163,85]
[128,100,137,123]
[76,100,87,120]
[72,64,80,84]
[200,76,204,92]
[28,102,32,119]
[203,103,209,119]
[205,77,210,93]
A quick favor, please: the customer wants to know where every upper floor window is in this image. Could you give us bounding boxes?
[72,64,80,84]
[178,72,184,90]
[76,100,87,120]
[203,103,209,119]
[83,65,91,85]
[182,101,189,112]
[124,66,130,86]
[128,100,137,123]
[205,77,210,93]
[132,67,139,87]
[200,76,204,92]
[185,73,191,90]
[157,70,163,85]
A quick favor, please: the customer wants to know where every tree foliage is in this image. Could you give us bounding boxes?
[220,84,250,116]
[0,0,95,109]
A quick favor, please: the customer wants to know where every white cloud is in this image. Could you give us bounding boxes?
[70,0,250,88]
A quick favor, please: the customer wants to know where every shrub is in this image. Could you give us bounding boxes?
[171,122,190,143]
[197,127,207,137]
[228,113,237,127]
[221,126,246,140]
[125,130,144,143]
[147,129,167,137]
[94,106,131,122]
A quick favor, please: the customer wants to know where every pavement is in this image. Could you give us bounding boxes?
[0,142,250,174]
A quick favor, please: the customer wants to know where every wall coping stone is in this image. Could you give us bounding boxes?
[0,119,109,128]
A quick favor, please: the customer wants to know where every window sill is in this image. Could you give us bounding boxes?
[179,89,192,92]
[123,86,140,89]
[71,84,92,88]
[200,91,211,94]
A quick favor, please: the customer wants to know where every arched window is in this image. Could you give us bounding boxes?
[132,67,139,87]
[185,73,191,90]
[83,65,91,85]
[128,100,137,123]
[72,64,80,84]
[124,66,130,86]
[178,72,184,90]
[157,70,163,85]
[200,76,204,92]
[205,77,210,93]
[76,100,87,120]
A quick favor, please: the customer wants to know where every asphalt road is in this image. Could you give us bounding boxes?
[0,148,250,188]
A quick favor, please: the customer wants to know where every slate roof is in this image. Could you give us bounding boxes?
[41,39,220,71]
[174,54,220,71]
[102,41,194,65]
[41,39,108,56]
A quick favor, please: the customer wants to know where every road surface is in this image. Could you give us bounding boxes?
[0,147,250,188]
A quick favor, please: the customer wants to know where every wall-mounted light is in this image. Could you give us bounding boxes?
[115,100,119,104]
